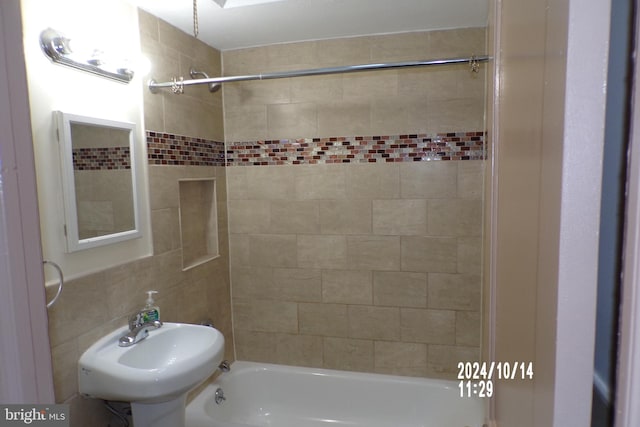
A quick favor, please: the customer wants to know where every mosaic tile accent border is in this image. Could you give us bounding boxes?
[146,131,225,166]
[72,147,131,170]
[145,131,485,167]
[226,132,485,166]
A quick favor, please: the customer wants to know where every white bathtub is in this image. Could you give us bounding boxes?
[186,361,485,427]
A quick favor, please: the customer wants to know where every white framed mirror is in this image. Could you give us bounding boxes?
[54,111,142,252]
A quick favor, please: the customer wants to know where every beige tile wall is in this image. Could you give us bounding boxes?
[223,28,486,141]
[140,10,224,142]
[46,11,231,427]
[46,174,232,384]
[141,6,233,377]
[224,28,486,379]
[228,161,483,378]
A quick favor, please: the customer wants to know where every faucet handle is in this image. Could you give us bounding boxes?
[128,310,162,330]
[128,312,142,330]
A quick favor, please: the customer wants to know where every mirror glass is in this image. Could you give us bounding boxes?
[55,111,142,252]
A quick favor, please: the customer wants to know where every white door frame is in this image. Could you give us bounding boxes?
[0,0,55,403]
[614,5,640,425]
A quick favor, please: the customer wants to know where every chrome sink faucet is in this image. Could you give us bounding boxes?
[118,310,163,347]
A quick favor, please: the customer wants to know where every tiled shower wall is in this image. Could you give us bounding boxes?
[139,10,233,357]
[223,29,486,141]
[228,161,483,377]
[224,28,486,379]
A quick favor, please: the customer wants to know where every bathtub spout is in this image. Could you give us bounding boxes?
[214,388,226,404]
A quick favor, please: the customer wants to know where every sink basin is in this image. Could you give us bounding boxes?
[78,322,225,403]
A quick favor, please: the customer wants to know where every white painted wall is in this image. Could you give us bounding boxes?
[21,0,152,283]
[0,0,55,403]
[552,0,610,424]
[615,11,640,422]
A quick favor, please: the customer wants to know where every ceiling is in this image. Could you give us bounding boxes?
[132,0,489,51]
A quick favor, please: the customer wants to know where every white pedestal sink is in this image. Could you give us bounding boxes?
[78,322,225,427]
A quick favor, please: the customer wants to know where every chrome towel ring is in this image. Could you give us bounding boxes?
[43,260,64,308]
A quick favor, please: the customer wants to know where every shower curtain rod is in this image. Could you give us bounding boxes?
[148,55,490,94]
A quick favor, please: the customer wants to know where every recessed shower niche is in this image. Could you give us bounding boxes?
[178,178,219,270]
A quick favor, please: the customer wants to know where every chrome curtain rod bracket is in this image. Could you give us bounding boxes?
[469,55,481,73]
[171,77,184,94]
[190,68,222,92]
[148,55,490,94]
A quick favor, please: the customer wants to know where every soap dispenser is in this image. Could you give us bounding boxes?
[141,290,160,323]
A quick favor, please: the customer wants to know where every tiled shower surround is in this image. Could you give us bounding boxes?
[227,159,483,378]
[146,129,484,379]
[223,26,486,378]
